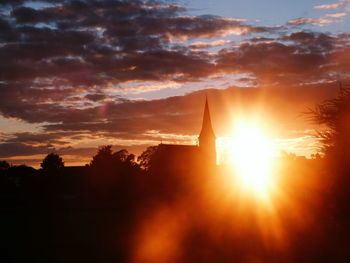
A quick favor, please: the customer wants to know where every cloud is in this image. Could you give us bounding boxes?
[314,3,342,10]
[190,39,231,49]
[117,81,182,93]
[216,32,350,87]
[326,12,347,17]
[1,0,350,165]
[0,143,55,158]
[1,0,272,123]
[85,93,107,102]
[314,0,350,11]
[292,0,350,26]
[0,0,289,128]
[288,12,347,26]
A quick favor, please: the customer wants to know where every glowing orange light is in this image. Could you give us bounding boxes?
[227,121,277,201]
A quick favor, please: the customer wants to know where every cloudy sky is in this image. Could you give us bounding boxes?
[0,0,349,167]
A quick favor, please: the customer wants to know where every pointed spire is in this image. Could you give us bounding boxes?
[203,96,211,128]
[199,96,215,140]
[198,96,216,165]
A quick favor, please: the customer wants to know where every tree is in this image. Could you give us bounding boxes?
[0,160,10,177]
[311,83,350,217]
[137,146,158,171]
[90,145,114,169]
[310,153,321,160]
[41,153,64,175]
[113,149,137,167]
[311,84,350,162]
[0,160,10,171]
[89,146,138,174]
[113,149,131,163]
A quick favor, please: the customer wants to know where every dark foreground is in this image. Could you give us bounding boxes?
[1,159,350,263]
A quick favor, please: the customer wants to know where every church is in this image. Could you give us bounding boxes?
[152,97,216,173]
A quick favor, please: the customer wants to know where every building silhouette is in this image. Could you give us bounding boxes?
[198,97,216,166]
[154,97,216,172]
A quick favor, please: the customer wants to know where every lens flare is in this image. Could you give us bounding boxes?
[227,121,277,201]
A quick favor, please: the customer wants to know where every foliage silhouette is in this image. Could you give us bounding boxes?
[41,153,64,175]
[0,160,10,171]
[311,83,350,218]
[87,145,141,203]
[311,84,350,159]
[137,146,158,171]
[89,145,138,172]
[89,145,114,169]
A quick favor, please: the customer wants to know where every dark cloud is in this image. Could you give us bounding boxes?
[216,32,350,86]
[4,132,72,145]
[284,31,334,51]
[85,93,107,102]
[0,0,270,124]
[0,0,25,6]
[0,143,54,158]
[1,0,260,83]
[11,6,42,23]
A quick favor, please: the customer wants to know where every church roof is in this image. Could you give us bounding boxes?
[158,144,198,152]
[155,144,199,167]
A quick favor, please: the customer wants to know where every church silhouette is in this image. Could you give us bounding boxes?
[152,97,216,173]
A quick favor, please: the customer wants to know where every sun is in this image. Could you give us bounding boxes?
[226,121,277,200]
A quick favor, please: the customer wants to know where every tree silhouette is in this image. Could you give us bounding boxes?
[89,146,138,176]
[311,83,350,217]
[137,146,158,171]
[113,149,137,167]
[0,160,10,171]
[90,145,114,169]
[0,160,10,177]
[41,153,64,175]
[113,149,129,162]
[310,153,321,160]
[311,84,350,162]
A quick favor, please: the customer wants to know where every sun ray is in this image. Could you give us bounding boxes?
[226,121,278,202]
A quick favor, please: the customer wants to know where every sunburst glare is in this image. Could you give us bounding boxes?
[226,121,278,201]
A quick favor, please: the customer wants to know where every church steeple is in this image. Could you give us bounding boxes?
[199,96,215,140]
[199,96,216,165]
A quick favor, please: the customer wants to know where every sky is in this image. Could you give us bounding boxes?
[0,0,349,167]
